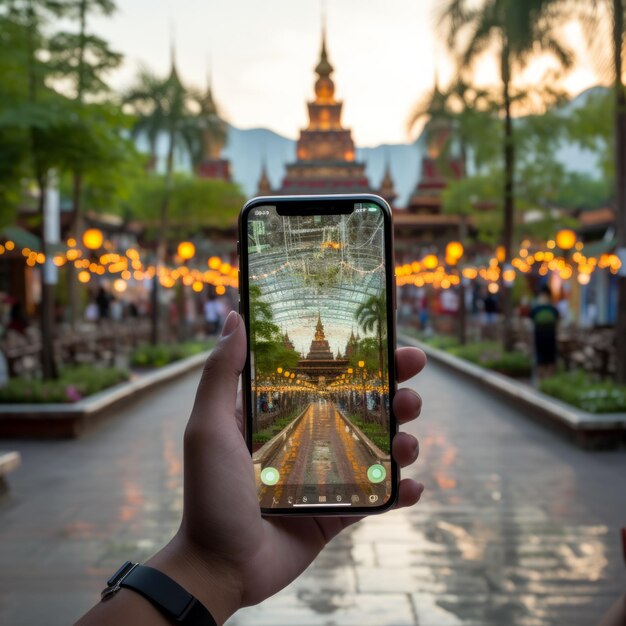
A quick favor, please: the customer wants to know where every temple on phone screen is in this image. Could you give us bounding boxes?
[247,204,392,509]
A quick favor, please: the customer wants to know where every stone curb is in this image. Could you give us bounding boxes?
[0,350,212,439]
[398,333,626,450]
[335,407,389,460]
[252,403,311,464]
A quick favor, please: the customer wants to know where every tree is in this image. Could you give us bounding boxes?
[408,77,501,177]
[0,14,31,220]
[537,0,626,382]
[186,82,228,173]
[0,0,82,379]
[126,174,244,236]
[355,293,387,426]
[248,285,299,432]
[125,62,198,344]
[47,0,123,325]
[440,0,573,350]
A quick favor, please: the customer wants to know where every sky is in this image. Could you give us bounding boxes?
[91,0,601,147]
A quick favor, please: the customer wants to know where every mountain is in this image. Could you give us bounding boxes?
[159,86,608,207]
[222,125,423,206]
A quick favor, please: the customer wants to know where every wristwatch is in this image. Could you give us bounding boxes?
[101,561,217,625]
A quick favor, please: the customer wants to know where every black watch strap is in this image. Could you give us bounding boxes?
[101,561,217,626]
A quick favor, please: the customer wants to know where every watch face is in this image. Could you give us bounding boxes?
[242,198,396,514]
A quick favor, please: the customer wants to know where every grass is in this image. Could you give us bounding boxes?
[346,412,390,452]
[423,335,461,351]
[540,370,626,414]
[0,366,130,404]
[130,339,215,368]
[252,406,307,445]
[447,342,532,378]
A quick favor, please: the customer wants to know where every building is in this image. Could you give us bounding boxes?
[392,82,466,262]
[196,78,232,182]
[259,30,374,196]
[296,314,349,381]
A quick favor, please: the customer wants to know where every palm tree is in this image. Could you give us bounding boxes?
[610,0,626,384]
[522,0,626,382]
[355,293,387,425]
[440,0,573,351]
[185,81,228,173]
[125,68,166,170]
[125,59,196,344]
[408,76,497,177]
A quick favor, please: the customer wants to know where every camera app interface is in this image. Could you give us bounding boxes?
[246,203,391,509]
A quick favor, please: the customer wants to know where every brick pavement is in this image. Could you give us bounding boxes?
[0,360,625,625]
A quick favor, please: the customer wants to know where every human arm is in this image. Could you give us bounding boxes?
[76,311,426,625]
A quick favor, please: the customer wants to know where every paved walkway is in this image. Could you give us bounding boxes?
[259,399,382,509]
[0,360,625,625]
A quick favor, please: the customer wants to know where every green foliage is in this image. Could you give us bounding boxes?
[130,340,214,368]
[442,102,588,243]
[442,170,503,245]
[251,405,305,445]
[249,285,299,377]
[423,334,461,351]
[448,341,532,377]
[125,173,244,233]
[540,370,626,413]
[355,293,387,381]
[349,337,379,373]
[125,65,195,173]
[47,0,122,99]
[553,172,611,210]
[0,365,129,404]
[565,89,612,180]
[346,413,389,451]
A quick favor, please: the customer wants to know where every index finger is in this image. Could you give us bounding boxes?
[396,347,427,383]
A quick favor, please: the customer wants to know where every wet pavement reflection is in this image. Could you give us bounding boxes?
[231,359,626,626]
[0,360,624,625]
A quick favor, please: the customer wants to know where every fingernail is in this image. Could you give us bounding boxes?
[221,311,240,338]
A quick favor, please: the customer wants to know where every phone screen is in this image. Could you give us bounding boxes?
[244,201,393,511]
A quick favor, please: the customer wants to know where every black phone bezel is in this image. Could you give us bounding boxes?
[237,194,398,516]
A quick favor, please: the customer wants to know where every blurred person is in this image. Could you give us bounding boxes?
[110,297,124,322]
[418,292,429,330]
[556,295,570,325]
[85,297,99,322]
[127,300,139,318]
[96,286,111,320]
[483,290,498,324]
[530,284,560,379]
[203,296,220,336]
[76,312,426,625]
[7,301,28,335]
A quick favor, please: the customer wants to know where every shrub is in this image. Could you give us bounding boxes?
[251,406,305,445]
[0,366,130,404]
[130,340,214,368]
[448,342,532,378]
[424,335,460,351]
[347,413,390,451]
[540,370,626,413]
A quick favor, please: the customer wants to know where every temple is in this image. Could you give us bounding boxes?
[296,314,349,380]
[262,30,373,195]
[393,80,465,260]
[196,76,232,182]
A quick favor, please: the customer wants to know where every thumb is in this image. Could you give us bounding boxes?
[189,311,247,434]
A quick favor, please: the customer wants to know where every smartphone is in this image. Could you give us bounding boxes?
[238,194,397,515]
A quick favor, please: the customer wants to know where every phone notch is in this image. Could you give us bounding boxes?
[275,201,353,216]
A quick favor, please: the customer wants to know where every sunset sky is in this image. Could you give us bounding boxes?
[92,0,601,147]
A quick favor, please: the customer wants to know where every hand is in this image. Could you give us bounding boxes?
[148,311,427,624]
